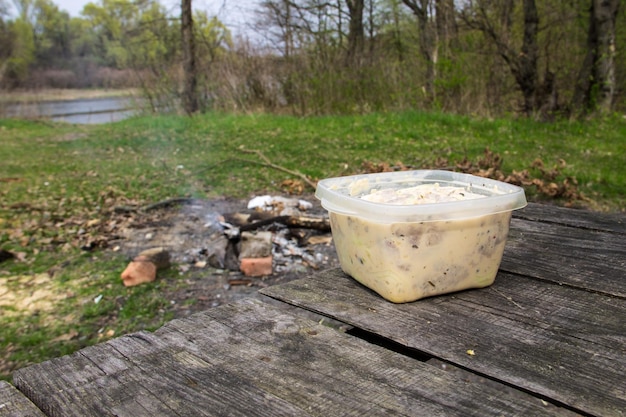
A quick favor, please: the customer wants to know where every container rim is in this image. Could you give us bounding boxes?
[315,170,527,223]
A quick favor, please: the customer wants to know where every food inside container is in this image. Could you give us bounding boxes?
[315,170,527,303]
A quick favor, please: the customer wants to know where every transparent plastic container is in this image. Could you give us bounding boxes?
[315,170,527,303]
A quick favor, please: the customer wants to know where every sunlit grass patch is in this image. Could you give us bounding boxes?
[0,249,177,380]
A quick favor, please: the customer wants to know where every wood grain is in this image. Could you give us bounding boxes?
[514,203,626,234]
[502,216,626,297]
[0,381,45,417]
[13,299,575,417]
[11,203,622,417]
[261,269,626,417]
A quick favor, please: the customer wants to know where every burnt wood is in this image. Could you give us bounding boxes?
[13,299,575,417]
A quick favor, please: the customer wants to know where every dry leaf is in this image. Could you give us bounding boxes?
[51,329,79,342]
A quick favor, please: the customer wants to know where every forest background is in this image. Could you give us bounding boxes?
[0,0,623,119]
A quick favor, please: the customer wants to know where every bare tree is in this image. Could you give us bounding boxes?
[401,0,437,101]
[399,0,462,104]
[435,0,456,53]
[461,0,541,115]
[517,0,539,115]
[346,0,364,64]
[257,0,342,57]
[257,0,295,57]
[181,0,198,114]
[572,0,620,115]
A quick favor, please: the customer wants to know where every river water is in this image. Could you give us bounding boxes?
[1,96,138,124]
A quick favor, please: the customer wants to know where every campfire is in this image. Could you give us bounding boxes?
[116,195,336,287]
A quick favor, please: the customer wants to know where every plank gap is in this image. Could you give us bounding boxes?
[345,327,432,362]
[348,325,594,417]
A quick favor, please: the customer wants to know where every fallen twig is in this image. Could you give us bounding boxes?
[236,148,318,190]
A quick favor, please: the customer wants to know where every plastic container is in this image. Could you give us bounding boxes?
[315,170,527,303]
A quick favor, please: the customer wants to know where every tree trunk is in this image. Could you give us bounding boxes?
[460,0,540,115]
[284,0,293,58]
[402,0,437,102]
[391,1,405,62]
[181,0,198,115]
[435,0,457,52]
[572,0,619,115]
[346,0,365,65]
[517,0,539,115]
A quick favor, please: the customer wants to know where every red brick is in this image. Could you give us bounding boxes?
[240,256,273,277]
[121,260,157,287]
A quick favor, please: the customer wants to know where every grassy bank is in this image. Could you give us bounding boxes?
[1,111,624,381]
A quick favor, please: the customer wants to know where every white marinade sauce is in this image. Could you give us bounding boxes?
[330,183,511,303]
[361,183,486,204]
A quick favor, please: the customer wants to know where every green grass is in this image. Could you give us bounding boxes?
[1,111,625,381]
[4,112,623,208]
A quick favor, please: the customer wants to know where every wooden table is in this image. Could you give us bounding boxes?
[4,203,625,417]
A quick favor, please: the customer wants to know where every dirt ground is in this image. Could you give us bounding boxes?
[110,196,341,319]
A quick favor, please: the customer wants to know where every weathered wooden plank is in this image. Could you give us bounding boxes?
[514,203,626,234]
[156,299,576,416]
[14,299,576,417]
[261,269,626,417]
[503,217,626,297]
[14,330,309,417]
[0,381,45,417]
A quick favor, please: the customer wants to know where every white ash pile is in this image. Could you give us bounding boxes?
[210,195,332,277]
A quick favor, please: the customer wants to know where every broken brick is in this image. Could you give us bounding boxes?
[240,256,273,277]
[121,260,157,287]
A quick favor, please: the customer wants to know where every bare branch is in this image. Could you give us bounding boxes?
[236,148,318,190]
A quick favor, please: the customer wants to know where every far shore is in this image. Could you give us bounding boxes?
[0,88,139,104]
